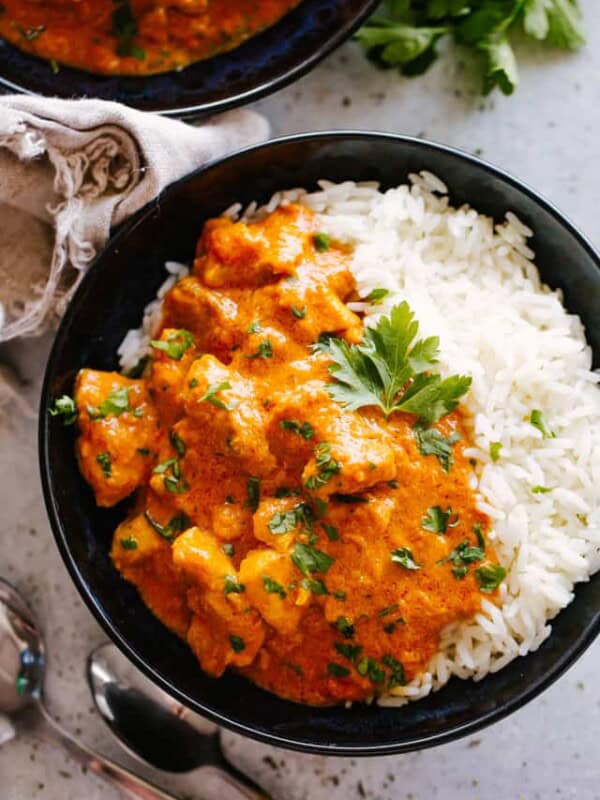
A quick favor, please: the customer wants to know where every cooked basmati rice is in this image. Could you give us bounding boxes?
[118,175,600,704]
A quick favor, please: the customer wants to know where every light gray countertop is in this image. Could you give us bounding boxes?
[1,2,599,797]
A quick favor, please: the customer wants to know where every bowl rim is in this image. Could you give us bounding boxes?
[39,130,600,755]
[0,0,379,117]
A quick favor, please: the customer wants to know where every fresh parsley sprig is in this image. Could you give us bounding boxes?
[356,0,585,96]
[318,302,471,424]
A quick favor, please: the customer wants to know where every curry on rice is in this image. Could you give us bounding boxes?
[58,204,505,706]
[0,0,301,76]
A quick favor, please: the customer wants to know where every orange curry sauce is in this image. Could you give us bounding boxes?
[73,204,501,706]
[0,0,301,76]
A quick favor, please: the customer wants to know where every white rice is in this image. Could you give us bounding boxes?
[118,175,600,703]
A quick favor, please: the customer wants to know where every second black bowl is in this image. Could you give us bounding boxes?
[39,132,600,755]
[0,1,377,117]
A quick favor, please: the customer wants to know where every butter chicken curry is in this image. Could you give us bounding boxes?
[53,203,506,705]
[0,1,301,76]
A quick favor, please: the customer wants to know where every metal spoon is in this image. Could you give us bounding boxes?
[0,577,178,800]
[87,642,269,799]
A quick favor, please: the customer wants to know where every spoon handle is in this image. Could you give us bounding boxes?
[37,702,180,800]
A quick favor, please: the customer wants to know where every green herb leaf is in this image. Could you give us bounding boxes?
[438,539,485,567]
[530,409,555,439]
[150,329,193,361]
[49,395,78,426]
[391,547,421,570]
[321,303,471,423]
[422,505,457,534]
[378,603,400,617]
[275,486,301,498]
[268,503,313,534]
[262,576,287,598]
[222,543,235,556]
[280,419,315,439]
[490,441,503,462]
[120,536,138,550]
[365,288,390,305]
[291,305,308,319]
[334,616,355,638]
[302,578,329,595]
[291,543,334,576]
[245,339,273,360]
[334,589,347,600]
[247,320,262,334]
[474,523,486,550]
[88,386,132,420]
[334,642,363,662]
[474,563,506,593]
[357,656,385,684]
[198,381,237,411]
[532,485,552,494]
[305,442,342,490]
[327,662,351,678]
[415,426,461,473]
[322,523,340,542]
[96,451,112,478]
[382,654,406,687]
[313,232,331,252]
[229,635,246,653]
[245,477,261,513]
[169,430,186,457]
[224,575,245,595]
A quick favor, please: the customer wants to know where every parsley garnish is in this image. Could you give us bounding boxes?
[144,510,190,542]
[280,419,315,439]
[327,663,350,678]
[422,506,457,534]
[229,635,245,653]
[305,442,341,490]
[530,409,556,439]
[378,603,400,617]
[269,503,313,534]
[152,458,189,494]
[365,288,390,305]
[169,430,186,458]
[357,656,385,684]
[87,386,131,420]
[313,232,331,252]
[246,339,273,360]
[150,329,193,361]
[247,320,262,334]
[198,381,237,411]
[382,654,406,687]
[391,547,421,570]
[263,576,286,598]
[334,642,363,662]
[222,543,235,556]
[49,395,78,426]
[224,575,245,595]
[322,523,339,542]
[120,536,138,550]
[245,477,261,512]
[333,589,347,600]
[438,540,485,568]
[320,302,471,423]
[475,564,506,593]
[415,426,461,473]
[291,543,334,576]
[302,578,329,595]
[333,616,355,638]
[490,441,503,462]
[291,305,308,319]
[275,487,301,498]
[96,452,112,477]
[532,485,552,494]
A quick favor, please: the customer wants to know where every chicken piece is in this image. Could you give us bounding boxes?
[146,327,197,427]
[181,354,275,474]
[253,496,311,553]
[211,502,252,542]
[194,205,314,288]
[172,526,237,592]
[111,513,190,638]
[162,276,242,361]
[239,549,304,636]
[75,370,158,507]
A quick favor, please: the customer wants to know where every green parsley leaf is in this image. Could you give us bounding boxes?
[137,448,150,456]
[313,232,331,252]
[169,430,186,457]
[268,503,313,534]
[321,303,470,423]
[224,575,245,595]
[49,395,78,426]
[245,339,273,360]
[474,523,486,550]
[524,0,584,49]
[334,642,363,662]
[327,662,351,678]
[144,510,191,542]
[382,654,406,687]
[305,442,342,490]
[532,485,552,494]
[438,539,485,567]
[222,543,235,556]
[357,656,385,684]
[88,386,131,420]
[280,419,315,439]
[422,505,457,534]
[96,451,112,478]
[490,441,503,462]
[150,329,193,360]
[275,486,301,498]
[291,543,334,576]
[247,320,262,334]
[198,381,237,411]
[391,547,421,570]
[378,603,400,617]
[152,458,189,494]
[474,563,506,593]
[302,578,329,595]
[229,635,246,653]
[291,305,307,319]
[262,576,287,598]
[334,589,347,600]
[530,409,555,439]
[365,288,390,305]
[245,477,261,512]
[415,426,461,473]
[322,523,340,542]
[120,536,138,550]
[334,616,355,638]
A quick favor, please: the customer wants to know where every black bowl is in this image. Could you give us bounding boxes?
[39,132,600,755]
[0,1,377,117]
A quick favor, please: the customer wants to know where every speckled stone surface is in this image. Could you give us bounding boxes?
[1,3,600,797]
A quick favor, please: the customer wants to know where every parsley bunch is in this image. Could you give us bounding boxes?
[356,0,585,95]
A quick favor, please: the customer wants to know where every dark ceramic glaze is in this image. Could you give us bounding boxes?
[39,133,600,755]
[0,1,378,117]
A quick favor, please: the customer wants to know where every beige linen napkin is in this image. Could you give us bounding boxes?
[0,96,269,344]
